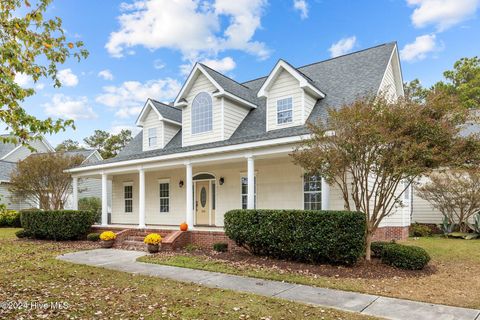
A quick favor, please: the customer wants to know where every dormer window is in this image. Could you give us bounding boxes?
[148,127,157,147]
[277,97,293,124]
[191,92,213,134]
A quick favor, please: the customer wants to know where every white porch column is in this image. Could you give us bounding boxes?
[101,173,108,226]
[138,168,146,228]
[321,178,330,210]
[185,162,194,227]
[72,176,78,210]
[247,155,255,209]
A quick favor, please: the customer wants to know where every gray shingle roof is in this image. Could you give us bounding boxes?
[0,160,16,181]
[200,63,259,105]
[150,99,182,123]
[84,42,397,167]
[0,135,18,159]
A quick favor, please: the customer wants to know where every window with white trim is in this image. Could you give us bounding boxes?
[159,180,169,213]
[304,174,321,210]
[124,184,133,213]
[148,127,157,147]
[277,97,293,124]
[191,92,213,134]
[241,176,256,209]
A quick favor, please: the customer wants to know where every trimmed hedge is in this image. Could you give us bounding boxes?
[0,210,21,227]
[224,209,366,266]
[21,210,96,240]
[372,241,430,270]
[87,232,100,242]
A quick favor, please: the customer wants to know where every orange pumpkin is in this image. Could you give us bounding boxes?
[180,222,188,231]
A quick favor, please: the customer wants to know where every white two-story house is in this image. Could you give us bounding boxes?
[67,42,409,242]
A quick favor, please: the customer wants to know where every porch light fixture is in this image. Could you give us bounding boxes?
[179,180,184,188]
[219,177,225,185]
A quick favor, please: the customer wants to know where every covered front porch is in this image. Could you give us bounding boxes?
[70,143,332,230]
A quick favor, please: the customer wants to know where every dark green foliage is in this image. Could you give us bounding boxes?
[20,210,96,240]
[0,210,21,227]
[381,243,431,270]
[370,241,395,258]
[87,232,100,242]
[78,197,101,223]
[224,210,366,266]
[213,242,228,252]
[410,223,432,237]
[15,229,30,238]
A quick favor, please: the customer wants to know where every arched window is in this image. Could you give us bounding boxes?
[191,92,212,134]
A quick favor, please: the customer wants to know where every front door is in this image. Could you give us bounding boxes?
[195,181,210,225]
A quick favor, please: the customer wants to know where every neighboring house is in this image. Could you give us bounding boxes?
[0,134,54,210]
[63,150,112,211]
[411,122,480,225]
[67,42,409,240]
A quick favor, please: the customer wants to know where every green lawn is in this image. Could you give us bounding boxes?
[0,228,376,319]
[140,236,480,309]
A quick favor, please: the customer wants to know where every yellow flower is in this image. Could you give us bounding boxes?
[99,231,116,241]
[144,233,162,245]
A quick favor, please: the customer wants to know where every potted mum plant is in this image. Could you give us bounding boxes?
[144,233,162,253]
[99,231,116,248]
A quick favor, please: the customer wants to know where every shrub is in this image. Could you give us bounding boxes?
[410,223,432,237]
[0,210,21,227]
[99,231,116,241]
[21,210,96,240]
[78,197,101,223]
[224,210,366,266]
[87,233,100,242]
[370,241,396,258]
[15,229,30,239]
[381,243,431,270]
[213,242,228,252]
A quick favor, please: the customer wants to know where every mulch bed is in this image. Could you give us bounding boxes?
[158,248,436,280]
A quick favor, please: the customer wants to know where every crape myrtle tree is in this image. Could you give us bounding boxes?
[0,0,88,146]
[291,91,480,260]
[416,169,480,232]
[9,152,84,210]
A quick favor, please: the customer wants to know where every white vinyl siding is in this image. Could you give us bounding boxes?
[266,70,303,131]
[304,91,317,122]
[379,52,403,101]
[183,73,222,147]
[163,122,180,147]
[223,98,249,139]
[142,109,164,151]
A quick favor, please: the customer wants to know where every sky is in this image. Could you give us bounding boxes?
[9,0,480,147]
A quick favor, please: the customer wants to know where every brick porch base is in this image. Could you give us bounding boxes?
[92,225,409,251]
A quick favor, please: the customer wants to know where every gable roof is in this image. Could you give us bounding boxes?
[257,59,325,98]
[0,133,54,160]
[136,99,182,126]
[79,42,399,168]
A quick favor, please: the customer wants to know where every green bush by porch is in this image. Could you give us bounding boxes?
[20,210,96,240]
[224,209,366,266]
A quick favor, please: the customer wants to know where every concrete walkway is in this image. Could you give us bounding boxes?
[57,249,480,320]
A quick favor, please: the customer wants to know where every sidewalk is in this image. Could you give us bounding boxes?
[57,249,480,320]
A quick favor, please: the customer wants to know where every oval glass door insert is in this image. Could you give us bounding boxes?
[200,187,207,207]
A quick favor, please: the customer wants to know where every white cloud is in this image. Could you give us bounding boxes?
[14,73,32,87]
[44,94,97,120]
[110,124,141,135]
[106,0,270,61]
[328,36,357,58]
[57,68,79,87]
[96,78,181,118]
[407,0,480,31]
[400,34,439,61]
[201,57,236,73]
[98,69,114,80]
[293,0,308,19]
[153,59,165,70]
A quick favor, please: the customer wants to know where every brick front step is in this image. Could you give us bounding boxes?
[119,240,146,251]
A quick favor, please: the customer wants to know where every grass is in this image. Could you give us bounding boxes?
[140,236,480,309]
[0,228,376,319]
